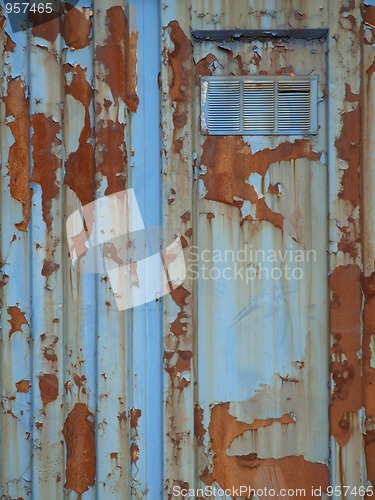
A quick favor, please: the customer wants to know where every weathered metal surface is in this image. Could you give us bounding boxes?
[0,0,374,499]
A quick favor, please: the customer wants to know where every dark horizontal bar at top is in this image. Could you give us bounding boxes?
[191,29,328,42]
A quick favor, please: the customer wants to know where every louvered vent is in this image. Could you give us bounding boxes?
[201,76,318,136]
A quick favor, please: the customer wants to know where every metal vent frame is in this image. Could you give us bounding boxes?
[201,75,318,136]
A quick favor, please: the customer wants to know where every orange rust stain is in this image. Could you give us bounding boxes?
[63,5,91,49]
[170,311,188,337]
[96,6,139,111]
[41,259,60,277]
[0,273,9,287]
[16,380,30,393]
[130,408,141,429]
[130,443,139,464]
[206,212,215,220]
[3,78,31,231]
[362,272,375,481]
[195,53,216,85]
[338,235,358,259]
[7,306,29,338]
[330,265,362,447]
[365,430,375,484]
[96,120,127,196]
[209,402,329,493]
[30,12,60,43]
[64,65,95,207]
[169,285,190,308]
[180,211,191,223]
[73,372,86,388]
[30,4,91,45]
[167,20,192,132]
[345,83,359,103]
[363,272,375,419]
[4,31,16,52]
[255,198,284,230]
[39,373,58,406]
[334,107,360,207]
[164,349,192,377]
[194,404,206,446]
[30,114,62,231]
[200,136,318,228]
[63,403,96,494]
[43,347,58,362]
[365,5,375,27]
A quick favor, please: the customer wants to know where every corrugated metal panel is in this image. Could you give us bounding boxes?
[0,0,374,499]
[1,0,162,498]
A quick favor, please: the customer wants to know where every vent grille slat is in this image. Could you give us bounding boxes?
[207,80,241,132]
[202,76,317,135]
[243,81,276,131]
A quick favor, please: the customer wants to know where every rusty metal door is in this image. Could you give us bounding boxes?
[192,33,330,492]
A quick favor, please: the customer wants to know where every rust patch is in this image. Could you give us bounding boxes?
[365,430,375,483]
[64,65,95,207]
[4,32,16,52]
[73,372,86,388]
[30,12,60,43]
[170,311,188,336]
[209,402,329,492]
[164,349,192,378]
[200,137,318,228]
[362,272,375,481]
[63,5,91,49]
[255,198,284,230]
[169,285,190,308]
[30,4,91,45]
[43,347,58,362]
[345,83,359,103]
[195,53,216,85]
[330,265,362,447]
[180,211,191,223]
[194,404,206,446]
[130,443,139,464]
[338,235,358,259]
[365,5,375,28]
[3,78,31,231]
[41,259,60,277]
[7,306,29,338]
[39,373,59,406]
[31,114,62,231]
[96,120,127,196]
[16,380,30,393]
[334,107,360,207]
[166,20,192,135]
[0,273,9,287]
[63,403,96,494]
[130,408,141,429]
[96,6,139,111]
